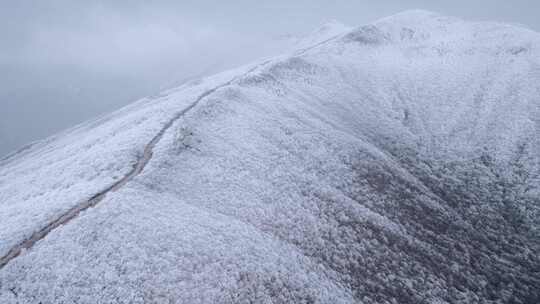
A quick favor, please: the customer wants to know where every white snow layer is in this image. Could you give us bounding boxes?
[1,10,539,303]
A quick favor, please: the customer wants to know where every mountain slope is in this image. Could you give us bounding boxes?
[1,10,539,303]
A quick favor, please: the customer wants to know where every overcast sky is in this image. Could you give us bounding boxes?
[1,0,539,157]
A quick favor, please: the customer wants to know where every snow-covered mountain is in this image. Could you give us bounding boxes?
[275,20,352,51]
[1,10,539,303]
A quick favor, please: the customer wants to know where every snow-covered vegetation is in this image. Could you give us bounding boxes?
[1,10,539,303]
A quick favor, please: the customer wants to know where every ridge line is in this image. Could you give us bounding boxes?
[0,60,271,270]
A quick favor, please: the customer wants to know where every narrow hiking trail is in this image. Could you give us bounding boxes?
[0,61,271,270]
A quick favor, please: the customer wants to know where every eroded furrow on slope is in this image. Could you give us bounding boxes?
[0,61,270,270]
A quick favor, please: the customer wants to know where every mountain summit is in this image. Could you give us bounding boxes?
[1,11,539,303]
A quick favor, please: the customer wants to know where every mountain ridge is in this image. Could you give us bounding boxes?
[1,11,539,303]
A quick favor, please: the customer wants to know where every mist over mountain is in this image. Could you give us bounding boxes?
[0,11,539,304]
